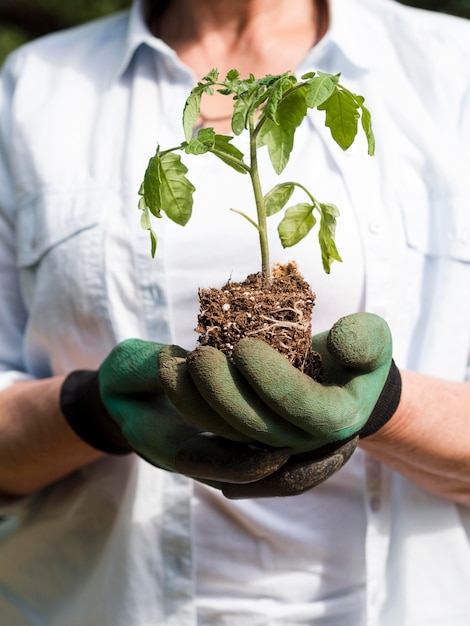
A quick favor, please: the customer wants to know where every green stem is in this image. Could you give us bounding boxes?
[230,208,262,232]
[291,181,317,206]
[249,117,270,282]
[209,148,251,173]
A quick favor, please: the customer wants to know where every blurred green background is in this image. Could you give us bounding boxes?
[1,0,469,65]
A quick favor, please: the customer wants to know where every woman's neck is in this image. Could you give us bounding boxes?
[149,0,329,133]
[150,0,328,78]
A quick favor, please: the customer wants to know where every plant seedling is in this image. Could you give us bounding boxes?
[138,68,374,282]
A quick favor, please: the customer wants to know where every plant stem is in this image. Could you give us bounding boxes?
[210,148,251,173]
[249,117,270,282]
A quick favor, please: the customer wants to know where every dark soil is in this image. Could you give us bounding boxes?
[196,261,322,379]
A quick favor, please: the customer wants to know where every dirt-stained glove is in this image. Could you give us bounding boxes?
[60,339,291,486]
[160,313,401,498]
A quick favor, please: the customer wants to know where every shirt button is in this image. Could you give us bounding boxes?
[368,221,383,235]
[370,495,382,512]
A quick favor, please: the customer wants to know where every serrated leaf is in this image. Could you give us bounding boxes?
[226,68,240,81]
[184,127,216,154]
[305,73,339,108]
[318,203,342,273]
[140,205,158,257]
[212,135,247,173]
[202,68,219,82]
[258,119,295,174]
[263,74,297,124]
[360,102,375,156]
[278,203,316,248]
[318,87,360,150]
[159,152,195,226]
[246,85,271,122]
[232,97,249,135]
[183,88,203,142]
[277,86,307,130]
[142,151,163,218]
[264,183,295,216]
[264,77,286,123]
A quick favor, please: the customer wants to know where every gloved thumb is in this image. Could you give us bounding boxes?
[325,312,392,371]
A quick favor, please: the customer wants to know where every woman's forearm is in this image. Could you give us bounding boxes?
[3,368,470,503]
[0,377,104,497]
[359,370,470,505]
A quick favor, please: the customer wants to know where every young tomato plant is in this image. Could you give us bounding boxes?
[138,68,374,281]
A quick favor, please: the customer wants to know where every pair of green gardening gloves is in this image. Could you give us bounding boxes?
[61,313,401,498]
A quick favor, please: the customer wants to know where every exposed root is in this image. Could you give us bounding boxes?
[196,261,322,379]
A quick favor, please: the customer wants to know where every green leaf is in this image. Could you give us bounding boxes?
[140,204,158,257]
[359,100,375,156]
[142,151,163,218]
[318,87,360,150]
[277,86,307,130]
[263,74,297,124]
[305,73,339,108]
[258,119,295,174]
[159,152,195,226]
[226,68,240,81]
[184,127,216,154]
[183,87,203,142]
[202,68,219,83]
[232,97,249,135]
[318,202,342,273]
[264,77,287,123]
[212,135,248,173]
[278,203,316,248]
[264,183,295,216]
[246,85,271,123]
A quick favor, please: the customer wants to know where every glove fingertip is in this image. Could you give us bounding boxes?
[175,433,291,483]
[222,437,358,499]
[327,313,391,369]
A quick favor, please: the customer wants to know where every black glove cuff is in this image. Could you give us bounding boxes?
[60,370,132,455]
[358,360,402,439]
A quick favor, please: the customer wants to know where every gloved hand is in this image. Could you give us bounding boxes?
[60,339,291,486]
[160,313,401,498]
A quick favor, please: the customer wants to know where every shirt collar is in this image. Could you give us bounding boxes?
[115,0,377,82]
[114,0,181,80]
[305,0,379,75]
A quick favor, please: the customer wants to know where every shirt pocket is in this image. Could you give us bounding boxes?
[398,188,470,379]
[15,187,116,373]
[16,189,102,269]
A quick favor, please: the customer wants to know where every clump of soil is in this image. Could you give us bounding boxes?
[196,261,322,379]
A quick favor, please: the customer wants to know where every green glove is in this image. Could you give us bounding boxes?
[60,339,291,485]
[160,313,401,497]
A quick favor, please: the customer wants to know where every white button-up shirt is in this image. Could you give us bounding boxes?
[0,0,469,624]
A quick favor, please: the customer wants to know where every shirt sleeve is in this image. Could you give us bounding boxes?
[461,84,470,383]
[0,53,33,389]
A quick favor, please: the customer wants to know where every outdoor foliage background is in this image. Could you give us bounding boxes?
[0,0,469,65]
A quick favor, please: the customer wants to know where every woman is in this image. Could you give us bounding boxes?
[0,0,469,623]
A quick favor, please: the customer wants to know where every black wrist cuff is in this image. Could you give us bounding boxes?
[60,370,132,455]
[358,360,402,439]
